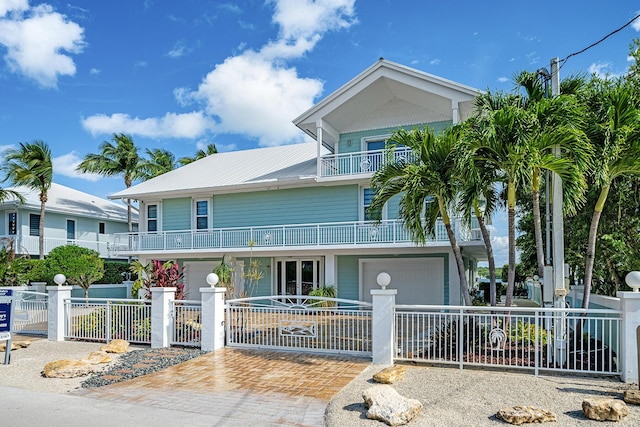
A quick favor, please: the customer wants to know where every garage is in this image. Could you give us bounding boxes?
[359,257,444,305]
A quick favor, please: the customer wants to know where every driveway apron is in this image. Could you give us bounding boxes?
[75,348,370,427]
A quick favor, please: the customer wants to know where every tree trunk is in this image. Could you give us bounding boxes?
[38,197,46,260]
[505,205,516,308]
[127,198,133,232]
[582,185,609,309]
[475,203,497,306]
[444,219,472,306]
[532,172,545,277]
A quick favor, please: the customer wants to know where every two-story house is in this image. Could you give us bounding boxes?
[109,59,486,304]
[0,182,135,259]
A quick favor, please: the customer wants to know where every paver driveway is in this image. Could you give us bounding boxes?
[76,348,370,427]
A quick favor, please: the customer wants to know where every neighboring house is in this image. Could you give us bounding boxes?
[109,59,486,304]
[0,182,137,259]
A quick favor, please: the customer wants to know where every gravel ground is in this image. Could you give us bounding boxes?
[325,364,640,426]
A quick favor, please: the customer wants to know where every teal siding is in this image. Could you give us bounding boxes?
[336,253,450,303]
[213,186,358,228]
[162,198,191,231]
[236,256,272,297]
[385,194,402,220]
[337,120,453,154]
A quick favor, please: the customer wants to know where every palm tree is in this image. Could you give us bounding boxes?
[76,133,140,232]
[0,187,25,204]
[370,126,472,306]
[178,143,218,165]
[463,91,533,307]
[138,148,178,180]
[581,78,640,308]
[515,72,592,278]
[2,140,53,259]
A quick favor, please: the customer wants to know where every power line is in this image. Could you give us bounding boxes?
[558,13,640,71]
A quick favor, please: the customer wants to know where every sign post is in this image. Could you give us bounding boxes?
[0,289,15,364]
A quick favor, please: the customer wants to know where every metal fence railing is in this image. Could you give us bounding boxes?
[395,305,621,376]
[13,290,48,335]
[171,300,202,347]
[64,298,151,344]
[226,295,373,356]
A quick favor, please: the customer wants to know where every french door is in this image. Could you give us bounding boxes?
[276,258,322,296]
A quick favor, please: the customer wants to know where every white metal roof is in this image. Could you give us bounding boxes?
[109,142,318,200]
[3,182,133,222]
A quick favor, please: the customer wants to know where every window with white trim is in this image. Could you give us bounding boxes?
[29,214,40,236]
[195,199,209,230]
[8,212,17,235]
[147,204,158,232]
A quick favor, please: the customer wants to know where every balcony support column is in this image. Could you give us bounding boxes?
[316,121,323,178]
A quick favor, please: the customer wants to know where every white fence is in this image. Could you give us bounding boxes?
[171,300,201,347]
[13,291,48,335]
[226,296,373,356]
[64,298,151,344]
[395,305,621,376]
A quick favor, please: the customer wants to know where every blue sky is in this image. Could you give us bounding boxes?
[1,0,640,265]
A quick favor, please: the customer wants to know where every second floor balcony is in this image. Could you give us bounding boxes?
[112,218,482,255]
[0,235,114,259]
[320,147,416,178]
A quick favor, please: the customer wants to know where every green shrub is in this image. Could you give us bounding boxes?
[308,285,337,307]
[508,321,550,346]
[97,261,129,284]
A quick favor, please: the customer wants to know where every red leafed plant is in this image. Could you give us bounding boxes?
[144,259,186,300]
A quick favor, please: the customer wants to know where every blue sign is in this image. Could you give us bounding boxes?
[0,289,12,335]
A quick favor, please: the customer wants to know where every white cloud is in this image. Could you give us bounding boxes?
[53,152,101,181]
[0,2,85,88]
[430,59,441,65]
[588,62,619,79]
[89,68,100,75]
[497,76,508,83]
[82,0,356,146]
[81,111,214,139]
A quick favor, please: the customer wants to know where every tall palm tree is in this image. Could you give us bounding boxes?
[581,79,640,308]
[76,133,140,232]
[2,140,53,259]
[463,92,533,307]
[0,187,24,204]
[515,72,592,278]
[138,148,178,180]
[370,126,472,306]
[178,143,218,166]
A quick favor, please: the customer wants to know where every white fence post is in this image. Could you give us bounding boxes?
[46,285,72,341]
[200,287,227,352]
[371,272,396,365]
[151,287,175,348]
[617,290,640,383]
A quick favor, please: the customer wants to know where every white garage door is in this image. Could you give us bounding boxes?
[360,258,444,305]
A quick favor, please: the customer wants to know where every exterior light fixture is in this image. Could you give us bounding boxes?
[377,272,391,289]
[206,272,219,287]
[625,271,640,292]
[53,274,66,286]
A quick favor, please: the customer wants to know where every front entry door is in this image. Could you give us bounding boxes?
[277,258,322,296]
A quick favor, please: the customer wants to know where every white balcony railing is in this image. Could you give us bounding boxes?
[320,147,416,177]
[112,218,480,254]
[0,235,113,258]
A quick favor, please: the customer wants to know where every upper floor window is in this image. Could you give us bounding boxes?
[195,200,209,230]
[99,222,105,234]
[363,188,377,221]
[147,204,158,232]
[8,212,17,235]
[29,214,40,236]
[66,219,76,241]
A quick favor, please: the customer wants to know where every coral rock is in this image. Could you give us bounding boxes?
[82,350,113,365]
[497,406,557,425]
[623,390,640,406]
[373,365,407,384]
[42,359,93,378]
[582,398,629,421]
[363,385,422,426]
[100,339,129,354]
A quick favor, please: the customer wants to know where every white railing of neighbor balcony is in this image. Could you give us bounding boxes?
[320,147,417,177]
[0,235,112,258]
[113,218,478,253]
[395,305,621,376]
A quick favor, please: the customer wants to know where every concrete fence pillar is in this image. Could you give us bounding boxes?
[617,291,640,383]
[371,272,396,365]
[200,287,227,352]
[151,287,176,349]
[46,285,72,341]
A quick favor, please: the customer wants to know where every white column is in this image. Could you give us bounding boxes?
[150,287,175,348]
[46,285,72,341]
[200,287,227,352]
[451,100,459,124]
[371,272,396,365]
[316,121,323,178]
[324,253,336,288]
[617,291,640,383]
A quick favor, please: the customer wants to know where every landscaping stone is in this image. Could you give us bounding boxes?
[623,390,640,405]
[496,406,557,425]
[42,359,93,378]
[0,340,32,351]
[363,384,422,426]
[582,398,629,421]
[82,350,113,365]
[373,365,407,384]
[100,339,129,353]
